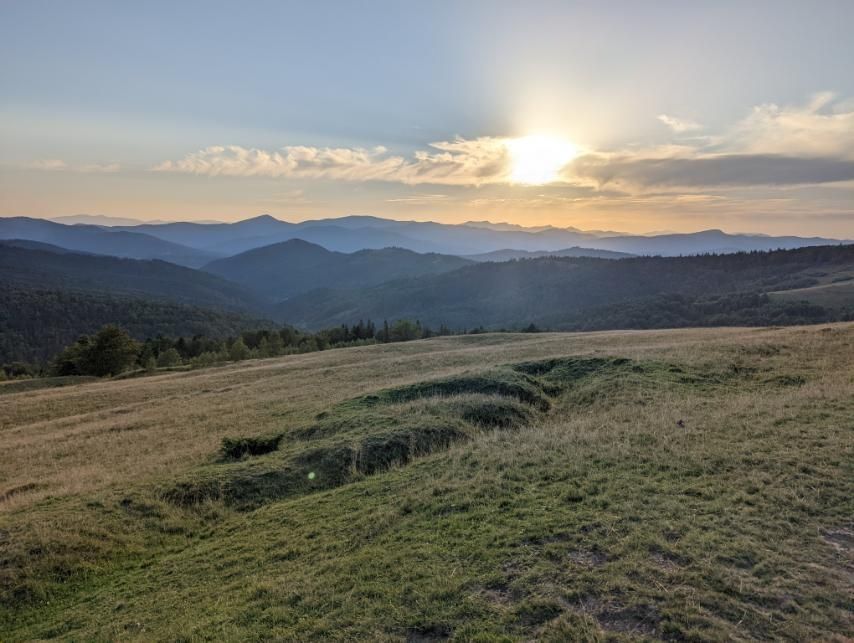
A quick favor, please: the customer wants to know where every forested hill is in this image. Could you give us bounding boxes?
[203,239,473,299]
[0,243,264,313]
[0,286,274,364]
[275,244,854,329]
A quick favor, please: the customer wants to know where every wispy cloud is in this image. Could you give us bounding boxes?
[25,159,120,173]
[724,92,854,158]
[152,94,854,192]
[657,114,702,133]
[568,153,854,189]
[153,138,513,186]
[153,145,404,181]
[386,193,449,204]
[571,93,854,190]
[25,159,68,171]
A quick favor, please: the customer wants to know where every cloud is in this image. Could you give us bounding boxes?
[402,137,511,185]
[386,193,449,204]
[26,159,67,170]
[153,144,404,181]
[25,159,120,173]
[724,92,854,158]
[569,153,854,189]
[153,94,854,191]
[657,114,702,133]
[153,138,513,186]
[572,94,854,190]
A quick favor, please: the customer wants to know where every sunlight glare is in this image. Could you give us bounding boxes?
[507,135,578,184]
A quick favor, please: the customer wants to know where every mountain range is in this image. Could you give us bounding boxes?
[0,217,217,267]
[2,231,853,364]
[3,214,849,260]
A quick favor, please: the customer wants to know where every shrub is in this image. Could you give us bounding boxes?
[229,338,250,361]
[156,348,182,367]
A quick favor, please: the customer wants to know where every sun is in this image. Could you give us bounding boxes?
[507,135,578,185]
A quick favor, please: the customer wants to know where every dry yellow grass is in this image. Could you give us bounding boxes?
[1,324,852,640]
[0,326,770,512]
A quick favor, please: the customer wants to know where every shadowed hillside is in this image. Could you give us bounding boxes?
[0,286,274,363]
[203,239,473,299]
[0,243,264,313]
[276,245,854,329]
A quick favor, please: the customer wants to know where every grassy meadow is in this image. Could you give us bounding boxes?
[1,325,852,640]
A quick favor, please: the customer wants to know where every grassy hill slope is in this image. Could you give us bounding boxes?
[2,325,852,640]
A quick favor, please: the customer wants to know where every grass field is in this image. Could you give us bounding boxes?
[2,325,852,640]
[770,280,854,309]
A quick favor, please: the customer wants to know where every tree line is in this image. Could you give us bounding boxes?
[2,319,465,380]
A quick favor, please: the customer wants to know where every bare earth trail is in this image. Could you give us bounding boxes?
[1,325,852,640]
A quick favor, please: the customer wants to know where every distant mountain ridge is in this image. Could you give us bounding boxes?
[77,214,854,257]
[3,215,849,258]
[203,239,473,300]
[0,217,217,267]
[465,247,633,262]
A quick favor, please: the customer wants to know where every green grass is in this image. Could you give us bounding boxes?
[0,375,99,395]
[1,326,852,640]
[769,281,854,309]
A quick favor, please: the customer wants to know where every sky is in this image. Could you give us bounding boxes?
[1,0,853,237]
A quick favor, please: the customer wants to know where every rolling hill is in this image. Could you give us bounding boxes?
[0,217,218,267]
[203,239,474,300]
[0,286,273,364]
[3,325,852,640]
[275,244,854,329]
[0,243,264,313]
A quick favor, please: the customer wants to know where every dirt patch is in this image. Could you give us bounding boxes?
[568,549,608,567]
[820,526,853,553]
[578,597,660,637]
[479,585,515,606]
[405,623,452,642]
[650,552,679,571]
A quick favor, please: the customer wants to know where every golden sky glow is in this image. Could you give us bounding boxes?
[507,135,579,185]
[1,3,852,237]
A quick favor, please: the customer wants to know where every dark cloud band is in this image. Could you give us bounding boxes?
[571,154,854,188]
